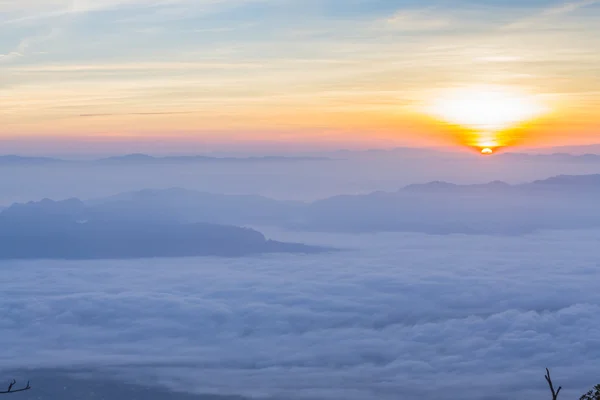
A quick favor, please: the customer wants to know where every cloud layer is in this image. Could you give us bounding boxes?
[1,229,600,399]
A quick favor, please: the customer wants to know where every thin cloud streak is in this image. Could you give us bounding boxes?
[16,62,265,72]
[0,29,58,63]
[544,0,600,15]
[80,111,194,117]
[0,0,262,25]
[383,7,452,32]
[503,0,600,30]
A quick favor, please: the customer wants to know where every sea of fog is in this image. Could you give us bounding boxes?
[2,229,600,400]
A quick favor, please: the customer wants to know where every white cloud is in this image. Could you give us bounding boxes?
[384,8,452,32]
[0,52,22,62]
[1,229,600,399]
[0,29,59,64]
[0,0,261,24]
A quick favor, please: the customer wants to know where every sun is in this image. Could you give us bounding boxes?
[481,147,493,155]
[426,85,547,152]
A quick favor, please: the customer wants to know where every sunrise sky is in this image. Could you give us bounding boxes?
[1,0,600,153]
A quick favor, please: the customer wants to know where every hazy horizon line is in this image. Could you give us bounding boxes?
[1,139,600,158]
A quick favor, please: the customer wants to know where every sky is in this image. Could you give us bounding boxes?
[1,0,600,152]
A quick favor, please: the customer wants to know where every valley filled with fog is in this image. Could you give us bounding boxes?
[3,230,600,400]
[1,148,600,400]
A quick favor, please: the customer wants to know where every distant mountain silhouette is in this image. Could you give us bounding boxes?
[525,143,600,155]
[96,154,331,165]
[402,174,600,194]
[500,152,600,163]
[298,174,600,235]
[530,174,600,188]
[5,151,600,167]
[0,154,331,166]
[0,155,66,165]
[402,180,511,193]
[99,153,157,163]
[0,198,326,260]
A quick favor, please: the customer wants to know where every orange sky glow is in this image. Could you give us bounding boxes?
[2,0,600,153]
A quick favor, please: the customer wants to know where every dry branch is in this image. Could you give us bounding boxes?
[0,380,31,395]
[545,368,562,400]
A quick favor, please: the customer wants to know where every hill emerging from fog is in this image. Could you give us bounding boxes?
[3,173,600,254]
[402,174,600,193]
[83,173,600,236]
[90,188,303,226]
[0,198,327,260]
[303,174,600,234]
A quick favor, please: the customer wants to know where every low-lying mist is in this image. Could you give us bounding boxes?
[2,148,600,205]
[1,230,599,400]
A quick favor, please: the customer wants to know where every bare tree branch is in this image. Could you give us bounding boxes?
[546,368,562,400]
[0,379,31,394]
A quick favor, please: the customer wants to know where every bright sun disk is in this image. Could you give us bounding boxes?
[426,85,547,150]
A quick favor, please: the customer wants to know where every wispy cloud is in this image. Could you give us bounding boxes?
[0,0,260,25]
[16,61,264,72]
[0,1,156,25]
[543,0,600,15]
[383,8,452,32]
[0,29,58,63]
[504,0,600,29]
[474,55,522,63]
[0,52,22,62]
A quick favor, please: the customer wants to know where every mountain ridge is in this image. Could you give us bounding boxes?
[0,198,328,260]
[0,153,332,166]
